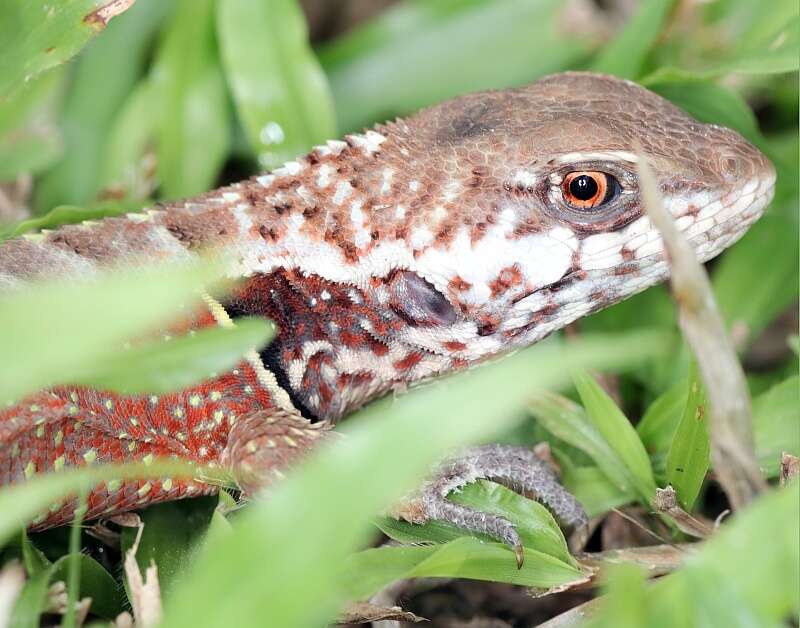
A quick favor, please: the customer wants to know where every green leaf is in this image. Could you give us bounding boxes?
[641,13,799,84]
[637,380,689,455]
[665,361,709,509]
[12,552,124,625]
[0,202,139,241]
[343,538,583,601]
[76,317,274,394]
[376,480,575,568]
[562,466,635,518]
[712,205,799,346]
[529,391,638,499]
[319,0,595,133]
[591,0,675,79]
[98,81,162,200]
[592,563,650,628]
[33,0,173,212]
[161,331,668,628]
[0,0,138,99]
[121,496,217,599]
[752,376,800,477]
[0,260,224,403]
[216,0,336,170]
[722,14,799,75]
[152,0,230,199]
[19,531,50,577]
[0,69,65,181]
[573,371,657,502]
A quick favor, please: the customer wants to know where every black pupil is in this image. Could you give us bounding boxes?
[570,175,598,201]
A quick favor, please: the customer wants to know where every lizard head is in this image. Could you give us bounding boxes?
[232,72,775,421]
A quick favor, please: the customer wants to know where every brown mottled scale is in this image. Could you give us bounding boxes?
[0,73,774,537]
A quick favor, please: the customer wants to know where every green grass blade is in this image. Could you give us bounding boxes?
[529,391,643,501]
[637,380,689,455]
[562,466,636,518]
[0,460,202,547]
[0,261,223,403]
[151,0,230,199]
[319,0,594,133]
[216,0,336,170]
[33,0,173,212]
[665,361,710,510]
[573,370,657,502]
[0,203,137,241]
[591,0,675,79]
[76,317,274,394]
[0,70,64,181]
[343,539,583,601]
[752,376,800,477]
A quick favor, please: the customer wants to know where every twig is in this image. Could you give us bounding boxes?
[0,562,25,628]
[636,150,766,510]
[652,486,714,538]
[124,522,163,628]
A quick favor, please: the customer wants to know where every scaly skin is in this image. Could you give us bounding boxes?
[0,73,775,545]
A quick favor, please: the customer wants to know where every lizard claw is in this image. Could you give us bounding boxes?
[393,444,588,567]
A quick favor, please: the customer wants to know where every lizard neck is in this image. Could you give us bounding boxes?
[222,269,460,423]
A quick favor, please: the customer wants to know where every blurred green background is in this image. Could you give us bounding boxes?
[0,1,797,627]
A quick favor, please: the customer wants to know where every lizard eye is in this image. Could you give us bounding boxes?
[562,171,619,210]
[388,270,459,327]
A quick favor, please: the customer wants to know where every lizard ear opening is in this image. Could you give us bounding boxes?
[388,270,459,327]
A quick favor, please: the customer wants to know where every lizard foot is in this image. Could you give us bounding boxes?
[392,444,588,568]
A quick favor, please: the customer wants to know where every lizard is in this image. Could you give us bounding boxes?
[0,72,775,559]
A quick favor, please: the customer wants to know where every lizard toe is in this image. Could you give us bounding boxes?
[392,443,588,565]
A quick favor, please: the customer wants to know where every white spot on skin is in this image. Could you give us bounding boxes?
[410,228,434,250]
[409,180,420,192]
[347,130,386,155]
[296,185,315,204]
[327,139,347,154]
[394,205,406,219]
[222,192,240,202]
[274,160,304,176]
[232,204,254,233]
[321,290,331,301]
[498,207,517,231]
[380,168,394,195]
[316,164,335,188]
[442,180,462,202]
[511,169,537,189]
[333,180,353,205]
[257,174,275,188]
[350,201,364,225]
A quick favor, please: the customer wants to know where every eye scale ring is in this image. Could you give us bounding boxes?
[562,171,610,209]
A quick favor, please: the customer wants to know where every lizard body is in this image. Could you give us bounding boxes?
[0,73,775,538]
